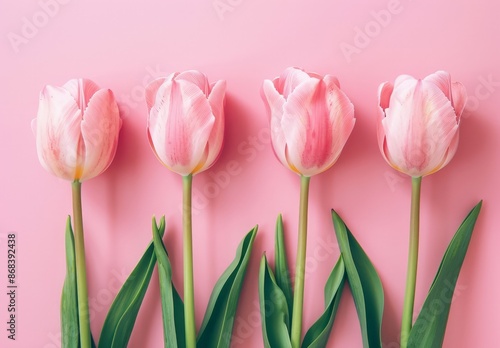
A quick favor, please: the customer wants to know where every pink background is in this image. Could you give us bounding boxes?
[1,0,499,347]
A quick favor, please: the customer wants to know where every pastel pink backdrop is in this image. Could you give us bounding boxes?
[0,0,498,347]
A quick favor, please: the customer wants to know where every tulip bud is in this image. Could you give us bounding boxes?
[145,70,226,176]
[33,78,122,181]
[377,71,467,177]
[262,67,355,177]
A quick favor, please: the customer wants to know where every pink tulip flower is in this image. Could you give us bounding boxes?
[146,71,226,176]
[33,78,121,181]
[262,67,355,177]
[377,71,467,177]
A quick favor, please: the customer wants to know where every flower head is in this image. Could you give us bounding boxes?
[262,67,355,177]
[146,70,226,176]
[32,78,121,181]
[377,71,467,177]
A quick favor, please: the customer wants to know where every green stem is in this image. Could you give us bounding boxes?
[290,175,311,348]
[183,174,196,348]
[72,181,91,348]
[401,176,422,348]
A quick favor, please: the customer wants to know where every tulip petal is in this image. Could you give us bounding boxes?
[197,80,226,173]
[262,79,287,168]
[80,89,121,181]
[31,118,37,136]
[323,75,341,89]
[277,67,310,98]
[35,85,83,180]
[378,82,393,110]
[176,70,210,96]
[282,78,354,176]
[323,78,356,164]
[382,80,459,176]
[145,78,167,113]
[148,79,214,176]
[393,74,416,90]
[63,79,101,111]
[377,82,394,164]
[451,82,467,118]
[424,71,452,101]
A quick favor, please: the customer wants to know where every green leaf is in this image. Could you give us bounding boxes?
[98,218,165,348]
[259,255,292,348]
[301,257,346,348]
[197,226,258,348]
[274,214,293,325]
[152,216,186,348]
[407,201,482,348]
[332,210,384,348]
[61,216,80,348]
[61,217,98,348]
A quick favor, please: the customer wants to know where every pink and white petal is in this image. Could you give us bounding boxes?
[62,79,101,110]
[271,76,281,93]
[207,80,226,122]
[307,71,324,80]
[149,79,215,176]
[393,74,417,90]
[451,81,467,119]
[147,80,170,166]
[323,75,341,89]
[438,129,460,172]
[31,118,37,136]
[197,80,226,173]
[296,81,355,176]
[36,85,83,180]
[262,80,286,120]
[377,82,393,161]
[262,79,288,167]
[176,70,210,96]
[80,89,121,181]
[326,84,355,167]
[424,71,452,101]
[378,81,394,110]
[384,80,458,176]
[281,78,324,175]
[384,79,422,165]
[145,77,167,113]
[382,80,425,175]
[417,84,459,175]
[278,67,311,98]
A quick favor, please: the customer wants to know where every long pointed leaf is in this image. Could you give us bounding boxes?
[61,216,79,348]
[98,218,165,348]
[408,201,482,348]
[301,257,346,348]
[197,226,258,347]
[61,217,98,348]
[275,214,293,325]
[332,210,384,348]
[259,255,292,348]
[152,216,186,348]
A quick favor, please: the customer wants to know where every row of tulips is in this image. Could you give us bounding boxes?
[33,68,481,348]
